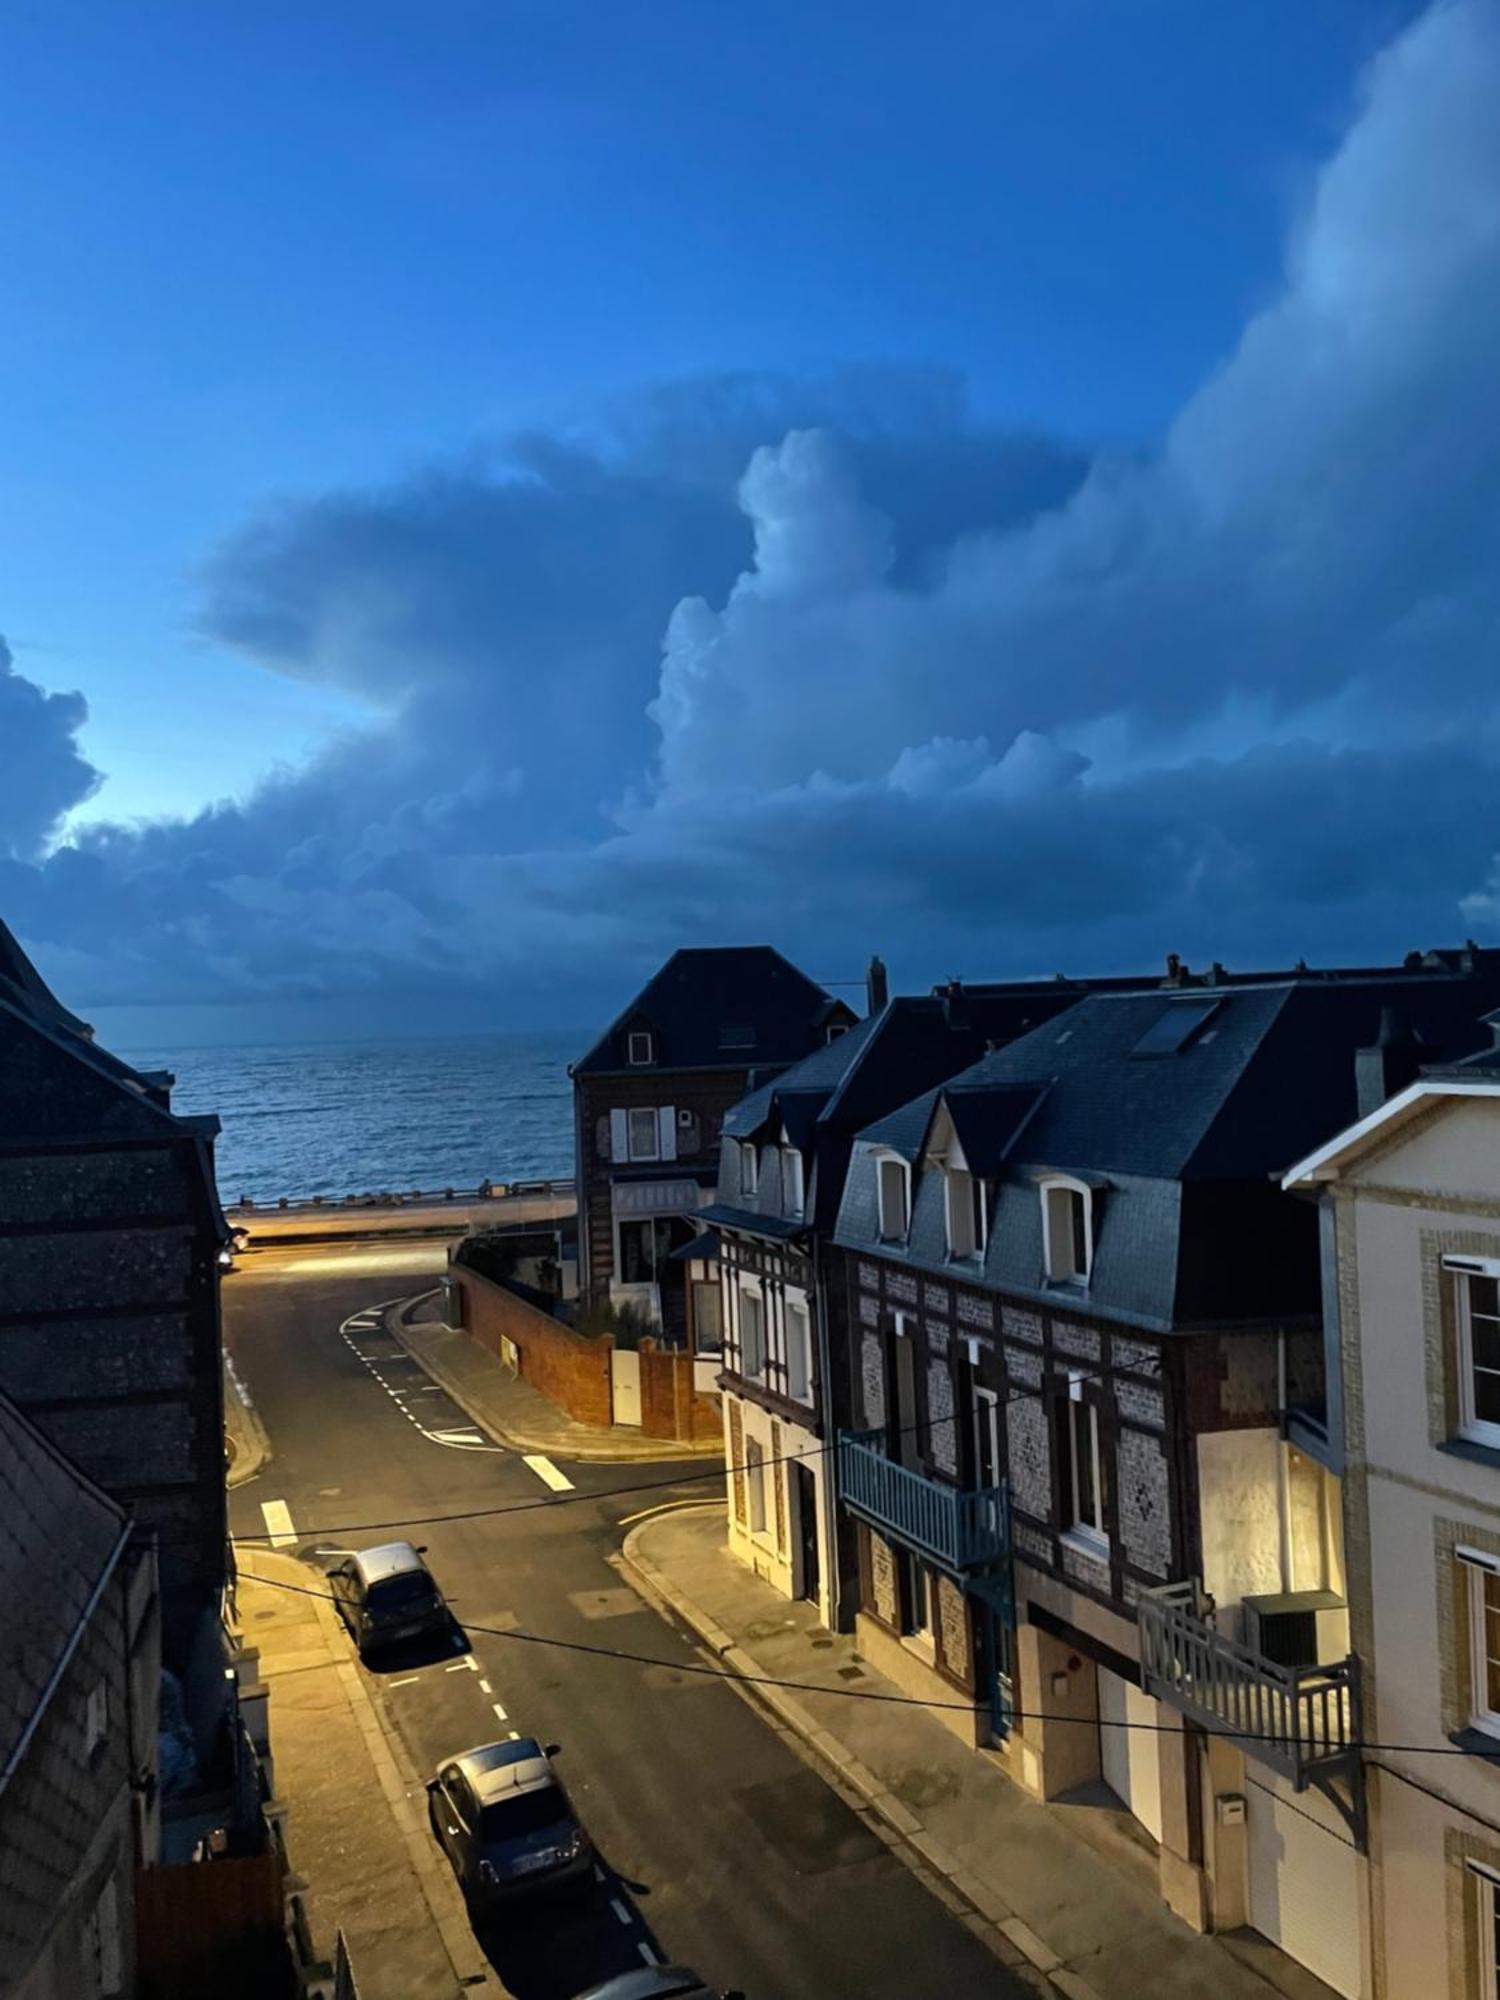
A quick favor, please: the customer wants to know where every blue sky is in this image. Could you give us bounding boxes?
[6,0,1498,1038]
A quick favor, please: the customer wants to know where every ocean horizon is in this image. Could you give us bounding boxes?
[117,1028,579,1206]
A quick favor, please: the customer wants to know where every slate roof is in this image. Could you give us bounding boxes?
[0,1391,128,1790]
[0,918,89,1041]
[571,947,852,1077]
[837,966,1500,1332]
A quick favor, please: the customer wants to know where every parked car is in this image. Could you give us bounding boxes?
[328,1541,454,1656]
[571,1971,743,1999]
[428,1737,592,1907]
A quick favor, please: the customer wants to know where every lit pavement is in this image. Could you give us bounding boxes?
[225,1252,1028,2000]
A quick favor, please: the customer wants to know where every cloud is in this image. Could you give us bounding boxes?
[8,0,1500,1024]
[0,637,101,861]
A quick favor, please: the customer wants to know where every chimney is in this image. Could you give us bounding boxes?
[866,954,889,1016]
[1164,952,1189,987]
[1354,1007,1423,1118]
[941,978,969,1030]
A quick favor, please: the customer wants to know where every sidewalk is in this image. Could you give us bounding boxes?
[224,1350,272,1488]
[236,1549,501,2000]
[621,1506,1335,2000]
[391,1292,725,1464]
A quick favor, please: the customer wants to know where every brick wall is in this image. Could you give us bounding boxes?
[638,1339,720,1443]
[454,1265,614,1428]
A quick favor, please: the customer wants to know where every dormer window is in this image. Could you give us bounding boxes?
[945,1166,987,1261]
[826,1023,848,1044]
[1042,1177,1092,1285]
[782,1146,804,1220]
[627,1030,654,1066]
[877,1155,910,1242]
[739,1143,759,1197]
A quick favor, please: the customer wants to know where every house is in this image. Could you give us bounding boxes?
[1,1388,160,2000]
[831,951,1500,1999]
[702,966,1163,1630]
[1283,1014,1500,2000]
[569,946,856,1345]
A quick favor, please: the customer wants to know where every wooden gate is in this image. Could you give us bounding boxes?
[611,1349,642,1426]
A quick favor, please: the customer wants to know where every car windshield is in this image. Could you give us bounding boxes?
[367,1571,435,1611]
[478,1787,569,1842]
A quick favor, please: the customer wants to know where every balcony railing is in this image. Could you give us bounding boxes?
[1139,1580,1358,1788]
[838,1429,1008,1573]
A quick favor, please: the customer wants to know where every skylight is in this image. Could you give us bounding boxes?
[1130,998,1222,1057]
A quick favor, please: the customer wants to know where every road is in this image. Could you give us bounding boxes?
[226,1250,1026,2000]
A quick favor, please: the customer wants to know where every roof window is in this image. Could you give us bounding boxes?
[1130,998,1222,1057]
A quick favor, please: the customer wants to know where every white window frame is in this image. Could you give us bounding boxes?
[1041,1176,1093,1285]
[740,1143,759,1197]
[1062,1370,1108,1551]
[944,1163,986,1261]
[1468,1858,1500,2000]
[627,1029,654,1066]
[782,1146,804,1220]
[1450,1257,1500,1449]
[1460,1546,1500,1736]
[785,1294,812,1405]
[739,1281,767,1380]
[877,1153,911,1243]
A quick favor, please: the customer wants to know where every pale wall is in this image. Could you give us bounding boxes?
[1198,1429,1284,1622]
[723,1391,835,1628]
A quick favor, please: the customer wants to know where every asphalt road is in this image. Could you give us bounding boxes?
[226,1252,1026,2000]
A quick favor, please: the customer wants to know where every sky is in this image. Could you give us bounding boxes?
[7,0,1499,1041]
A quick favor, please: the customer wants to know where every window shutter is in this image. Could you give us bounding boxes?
[609,1110,628,1161]
[658,1106,677,1161]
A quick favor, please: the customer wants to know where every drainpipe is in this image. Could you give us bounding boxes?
[1276,1331,1294,1592]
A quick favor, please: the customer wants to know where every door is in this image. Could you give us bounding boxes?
[974,1386,1001,1486]
[794,1461,820,1605]
[1246,1776,1360,1998]
[892,1316,920,1469]
[1097,1668,1164,1842]
[611,1349,642,1427]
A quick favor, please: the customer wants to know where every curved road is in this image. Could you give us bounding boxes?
[226,1249,1026,2000]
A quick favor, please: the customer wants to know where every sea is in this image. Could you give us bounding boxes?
[115,1031,578,1207]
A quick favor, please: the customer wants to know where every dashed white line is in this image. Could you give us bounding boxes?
[593,1864,607,1885]
[638,1942,660,1966]
[610,1898,631,1927]
[507,1730,520,1740]
[492,1702,508,1722]
[260,1499,297,1548]
[478,1679,492,1694]
[388,1675,420,1688]
[522,1454,574,1492]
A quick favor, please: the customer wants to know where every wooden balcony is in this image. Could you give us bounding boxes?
[838,1429,1008,1573]
[1138,1580,1359,1788]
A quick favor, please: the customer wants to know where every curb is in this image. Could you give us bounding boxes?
[617,1520,1095,2000]
[224,1352,272,1489]
[386,1293,724,1466]
[237,1548,503,1997]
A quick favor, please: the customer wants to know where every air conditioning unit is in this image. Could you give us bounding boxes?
[1241,1590,1348,1668]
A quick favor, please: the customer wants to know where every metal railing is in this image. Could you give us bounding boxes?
[1138,1579,1358,1787]
[838,1429,1008,1572]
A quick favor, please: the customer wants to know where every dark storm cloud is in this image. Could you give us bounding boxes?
[9,0,1500,1019]
[0,636,100,860]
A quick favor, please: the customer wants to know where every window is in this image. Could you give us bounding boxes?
[740,1286,766,1378]
[782,1146,804,1219]
[739,1143,759,1196]
[1463,1550,1500,1735]
[897,1550,931,1640]
[693,1280,723,1354]
[627,1029,654,1066]
[627,1107,661,1161]
[945,1166,987,1260]
[617,1219,657,1284]
[786,1298,812,1404]
[1469,1861,1500,2000]
[1456,1264,1500,1447]
[85,1682,109,1757]
[84,1878,123,1997]
[1060,1372,1107,1547]
[1130,998,1221,1056]
[719,1021,756,1050]
[746,1437,767,1533]
[1042,1178,1092,1284]
[826,1023,848,1043]
[877,1156,910,1241]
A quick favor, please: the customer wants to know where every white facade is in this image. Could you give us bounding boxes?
[1286,1079,1500,2000]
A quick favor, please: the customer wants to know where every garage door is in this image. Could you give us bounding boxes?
[1247,1776,1360,1999]
[1098,1668,1163,1843]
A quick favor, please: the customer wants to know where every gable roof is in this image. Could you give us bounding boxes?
[1282,1074,1500,1188]
[0,1391,129,1792]
[571,946,850,1076]
[0,917,90,1041]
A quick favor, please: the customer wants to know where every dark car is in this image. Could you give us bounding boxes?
[570,1971,743,1999]
[329,1541,454,1656]
[428,1737,592,1908]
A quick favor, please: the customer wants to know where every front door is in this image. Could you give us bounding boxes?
[973,1386,1001,1487]
[794,1461,820,1605]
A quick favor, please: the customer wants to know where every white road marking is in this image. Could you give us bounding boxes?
[610,1898,631,1926]
[338,1310,504,1451]
[260,1499,296,1548]
[431,1427,485,1445]
[507,1730,520,1740]
[492,1701,508,1722]
[593,1864,606,1885]
[522,1454,574,1492]
[389,1675,420,1688]
[478,1679,492,1694]
[445,1660,471,1673]
[464,1656,479,1671]
[638,1942,660,1966]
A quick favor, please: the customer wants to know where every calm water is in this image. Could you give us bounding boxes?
[117,1032,578,1205]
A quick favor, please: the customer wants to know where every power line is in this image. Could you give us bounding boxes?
[237,1565,1500,1762]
